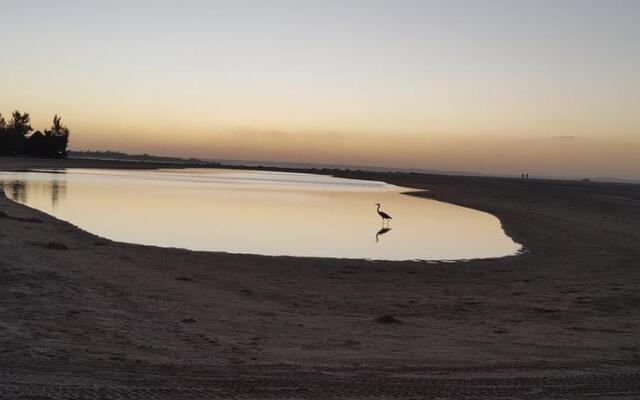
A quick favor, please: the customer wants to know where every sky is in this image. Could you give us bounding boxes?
[1,0,639,178]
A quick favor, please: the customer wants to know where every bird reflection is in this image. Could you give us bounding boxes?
[375,227,392,243]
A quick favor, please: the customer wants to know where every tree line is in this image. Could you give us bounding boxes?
[0,111,70,158]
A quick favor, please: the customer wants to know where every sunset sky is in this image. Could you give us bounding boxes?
[1,0,638,178]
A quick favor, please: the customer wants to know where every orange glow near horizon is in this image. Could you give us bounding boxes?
[1,1,638,179]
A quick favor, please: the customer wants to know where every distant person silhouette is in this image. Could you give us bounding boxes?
[526,173,529,179]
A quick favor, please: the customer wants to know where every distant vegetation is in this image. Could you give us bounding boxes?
[0,111,70,158]
[69,150,215,164]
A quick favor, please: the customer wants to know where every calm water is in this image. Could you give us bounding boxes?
[0,168,521,261]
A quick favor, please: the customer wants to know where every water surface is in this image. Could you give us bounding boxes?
[1,168,521,260]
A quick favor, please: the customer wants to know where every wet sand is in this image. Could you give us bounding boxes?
[1,157,639,399]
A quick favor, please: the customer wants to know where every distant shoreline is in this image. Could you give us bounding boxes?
[1,155,638,186]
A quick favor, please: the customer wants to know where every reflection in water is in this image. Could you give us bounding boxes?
[50,180,66,208]
[375,227,392,243]
[4,179,65,208]
[0,168,521,261]
[10,180,27,203]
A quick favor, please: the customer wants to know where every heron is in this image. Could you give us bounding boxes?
[375,203,392,226]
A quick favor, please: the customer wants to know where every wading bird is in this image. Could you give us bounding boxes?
[375,203,392,226]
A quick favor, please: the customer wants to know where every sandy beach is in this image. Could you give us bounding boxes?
[1,157,639,399]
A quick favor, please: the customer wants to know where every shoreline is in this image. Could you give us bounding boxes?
[1,157,640,398]
[1,162,524,263]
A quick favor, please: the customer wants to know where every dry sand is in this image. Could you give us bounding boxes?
[1,157,639,399]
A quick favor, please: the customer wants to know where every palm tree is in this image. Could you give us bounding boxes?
[50,115,69,137]
[43,115,70,158]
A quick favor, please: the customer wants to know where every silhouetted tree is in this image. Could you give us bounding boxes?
[1,111,71,158]
[8,111,32,134]
[0,111,32,155]
[0,113,6,154]
[41,115,70,158]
